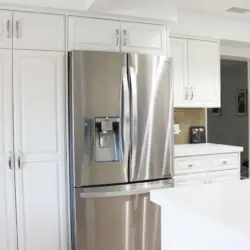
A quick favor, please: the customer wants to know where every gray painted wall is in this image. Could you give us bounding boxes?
[207,60,248,162]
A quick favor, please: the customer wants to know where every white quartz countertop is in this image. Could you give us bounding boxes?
[151,180,250,249]
[175,143,243,157]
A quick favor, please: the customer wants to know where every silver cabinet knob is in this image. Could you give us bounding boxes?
[190,87,194,100]
[123,29,127,46]
[185,87,189,100]
[6,20,11,38]
[8,151,13,170]
[15,20,20,39]
[116,29,120,46]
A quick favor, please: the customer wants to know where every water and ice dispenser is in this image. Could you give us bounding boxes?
[94,117,122,162]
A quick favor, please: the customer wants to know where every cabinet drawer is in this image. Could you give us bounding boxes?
[174,173,205,187]
[208,170,240,183]
[174,153,239,175]
[210,154,238,170]
[175,157,206,174]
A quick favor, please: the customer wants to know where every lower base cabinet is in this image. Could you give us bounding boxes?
[174,170,240,187]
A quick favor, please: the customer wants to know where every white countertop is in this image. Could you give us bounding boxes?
[175,143,243,157]
[151,180,250,249]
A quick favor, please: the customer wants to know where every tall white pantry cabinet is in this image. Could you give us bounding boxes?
[0,10,67,250]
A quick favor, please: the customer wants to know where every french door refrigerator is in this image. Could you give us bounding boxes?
[69,50,173,250]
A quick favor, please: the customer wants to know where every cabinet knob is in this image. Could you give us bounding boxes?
[185,87,189,100]
[191,87,194,100]
[116,29,120,46]
[6,20,11,38]
[188,164,193,168]
[123,30,127,46]
[222,160,227,164]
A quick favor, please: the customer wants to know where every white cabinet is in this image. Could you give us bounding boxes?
[174,170,239,187]
[68,16,167,54]
[170,38,188,107]
[171,37,220,108]
[0,11,12,49]
[68,17,120,52]
[0,49,17,250]
[13,50,66,250]
[174,173,205,187]
[13,12,65,51]
[188,40,220,107]
[174,152,241,187]
[207,170,240,184]
[120,22,167,54]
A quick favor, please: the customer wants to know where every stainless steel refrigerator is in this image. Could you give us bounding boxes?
[69,50,173,250]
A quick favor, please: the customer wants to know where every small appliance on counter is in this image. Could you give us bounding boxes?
[189,126,206,144]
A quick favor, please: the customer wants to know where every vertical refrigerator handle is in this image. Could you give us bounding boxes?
[121,67,130,165]
[128,66,138,180]
[168,58,174,179]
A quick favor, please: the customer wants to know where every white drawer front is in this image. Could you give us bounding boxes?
[208,170,240,184]
[175,153,239,175]
[175,157,205,174]
[209,154,238,171]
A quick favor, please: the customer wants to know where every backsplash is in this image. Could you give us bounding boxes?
[174,108,206,144]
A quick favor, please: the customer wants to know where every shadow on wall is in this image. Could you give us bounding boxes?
[207,59,249,163]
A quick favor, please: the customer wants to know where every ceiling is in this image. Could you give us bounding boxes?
[1,0,250,20]
[177,0,250,19]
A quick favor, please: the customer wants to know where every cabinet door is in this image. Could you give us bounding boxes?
[0,10,12,49]
[121,22,167,55]
[13,50,67,250]
[170,38,189,107]
[13,12,65,51]
[68,16,120,52]
[174,173,206,187]
[0,49,17,250]
[208,170,240,184]
[187,40,220,107]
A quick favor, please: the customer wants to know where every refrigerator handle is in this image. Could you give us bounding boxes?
[128,66,138,180]
[121,67,130,165]
[163,57,174,179]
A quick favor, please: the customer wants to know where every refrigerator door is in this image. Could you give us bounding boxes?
[128,54,173,182]
[69,51,130,187]
[73,189,160,250]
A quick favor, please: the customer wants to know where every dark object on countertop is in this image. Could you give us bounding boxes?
[189,126,206,144]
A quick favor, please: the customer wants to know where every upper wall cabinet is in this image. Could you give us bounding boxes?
[68,16,167,55]
[69,17,120,52]
[13,12,65,51]
[170,38,188,107]
[0,11,12,49]
[120,22,167,54]
[188,39,220,107]
[171,37,220,108]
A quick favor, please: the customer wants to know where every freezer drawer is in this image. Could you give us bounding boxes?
[72,189,161,250]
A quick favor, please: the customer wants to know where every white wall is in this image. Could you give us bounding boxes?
[207,60,248,162]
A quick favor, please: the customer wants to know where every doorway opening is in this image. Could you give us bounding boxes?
[207,55,249,179]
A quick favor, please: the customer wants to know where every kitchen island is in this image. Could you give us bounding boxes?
[151,180,250,250]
